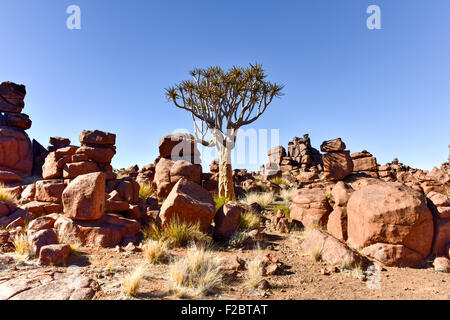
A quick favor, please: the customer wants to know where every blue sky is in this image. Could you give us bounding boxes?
[0,0,449,171]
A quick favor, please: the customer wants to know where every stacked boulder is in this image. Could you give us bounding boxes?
[290,188,332,228]
[0,82,33,183]
[321,138,354,181]
[153,133,202,199]
[351,150,379,178]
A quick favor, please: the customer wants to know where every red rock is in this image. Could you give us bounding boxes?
[0,169,22,183]
[49,137,71,148]
[54,214,141,247]
[20,201,63,216]
[105,200,129,212]
[63,161,100,179]
[436,207,450,219]
[158,178,215,232]
[0,202,12,217]
[0,82,26,113]
[28,215,57,231]
[79,130,116,146]
[75,145,116,163]
[154,158,175,198]
[62,172,106,221]
[116,179,139,203]
[322,151,354,181]
[433,219,450,256]
[347,182,434,265]
[35,179,66,203]
[326,207,348,241]
[214,202,246,239]
[158,133,200,161]
[351,150,373,160]
[0,126,33,175]
[331,181,353,206]
[428,191,450,207]
[290,189,331,228]
[320,138,346,152]
[3,113,32,130]
[20,183,36,202]
[301,229,368,267]
[296,171,319,182]
[0,208,33,228]
[362,243,424,267]
[352,157,378,172]
[39,244,71,266]
[6,217,24,229]
[170,160,202,185]
[28,229,59,257]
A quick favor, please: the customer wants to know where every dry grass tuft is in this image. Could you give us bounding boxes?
[246,256,264,288]
[122,265,145,297]
[0,183,16,204]
[241,192,275,208]
[13,233,30,257]
[310,246,322,262]
[239,212,261,231]
[143,218,211,248]
[169,245,223,297]
[270,177,287,185]
[279,188,295,202]
[139,184,154,201]
[142,240,168,264]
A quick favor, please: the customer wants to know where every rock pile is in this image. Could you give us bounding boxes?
[351,150,379,178]
[0,82,33,183]
[321,138,354,181]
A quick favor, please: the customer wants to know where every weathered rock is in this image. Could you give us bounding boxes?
[433,219,450,256]
[347,182,434,266]
[20,183,36,202]
[28,229,59,257]
[79,130,116,146]
[75,145,116,163]
[0,82,26,113]
[301,229,368,267]
[54,214,141,247]
[433,257,450,273]
[327,207,348,241]
[158,133,200,162]
[28,215,57,232]
[170,160,202,185]
[49,137,71,148]
[158,178,215,232]
[39,244,71,265]
[116,179,140,203]
[19,201,62,216]
[322,151,353,181]
[296,171,319,182]
[0,126,33,175]
[331,181,354,207]
[2,113,32,130]
[63,161,100,179]
[351,150,373,160]
[35,180,66,203]
[154,157,174,198]
[361,243,424,267]
[320,138,346,152]
[0,169,22,183]
[214,202,247,239]
[353,157,378,172]
[428,191,450,207]
[62,172,106,221]
[290,189,331,228]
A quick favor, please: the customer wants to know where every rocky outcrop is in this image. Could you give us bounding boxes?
[290,189,331,228]
[321,138,353,181]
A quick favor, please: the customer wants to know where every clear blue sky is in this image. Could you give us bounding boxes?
[1,0,449,171]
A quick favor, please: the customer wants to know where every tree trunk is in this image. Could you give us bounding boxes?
[218,146,235,200]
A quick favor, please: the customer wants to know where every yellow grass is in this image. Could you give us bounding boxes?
[139,183,154,201]
[13,233,30,257]
[279,188,295,202]
[169,245,223,297]
[0,183,16,204]
[239,212,261,231]
[270,177,287,185]
[142,240,168,264]
[246,256,264,289]
[310,246,322,262]
[122,265,145,297]
[241,192,275,208]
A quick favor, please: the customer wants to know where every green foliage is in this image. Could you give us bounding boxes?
[214,195,231,211]
[273,205,290,218]
[139,183,154,201]
[270,177,287,185]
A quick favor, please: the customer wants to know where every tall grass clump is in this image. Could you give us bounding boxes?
[142,240,168,264]
[122,265,145,297]
[13,233,30,257]
[169,245,223,297]
[0,183,16,204]
[279,188,295,202]
[246,256,264,288]
[239,212,261,231]
[241,192,275,208]
[270,177,286,185]
[139,183,154,201]
[142,217,211,248]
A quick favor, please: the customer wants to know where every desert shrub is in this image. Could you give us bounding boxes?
[239,212,261,231]
[139,183,154,201]
[122,265,145,297]
[142,240,168,264]
[325,193,333,201]
[279,188,294,202]
[214,195,231,210]
[246,256,264,288]
[310,246,322,262]
[272,205,290,217]
[0,183,16,204]
[228,231,251,247]
[169,245,223,297]
[241,192,274,208]
[270,177,286,185]
[143,218,211,248]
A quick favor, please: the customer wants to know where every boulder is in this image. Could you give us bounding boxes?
[352,157,378,172]
[39,244,71,266]
[63,161,100,179]
[331,181,354,207]
[296,171,319,182]
[361,243,424,267]
[0,126,33,175]
[79,130,116,146]
[214,202,247,239]
[320,138,346,152]
[49,137,71,148]
[290,189,331,228]
[433,257,450,273]
[326,207,348,241]
[322,151,354,181]
[154,157,174,198]
[35,180,66,203]
[62,172,106,221]
[169,160,202,185]
[28,229,59,257]
[158,178,215,232]
[28,215,57,232]
[54,214,141,247]
[158,133,200,162]
[75,145,116,163]
[0,169,22,183]
[3,113,32,130]
[0,82,26,113]
[433,219,450,256]
[347,182,434,266]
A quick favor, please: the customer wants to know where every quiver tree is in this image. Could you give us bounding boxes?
[166,63,283,200]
